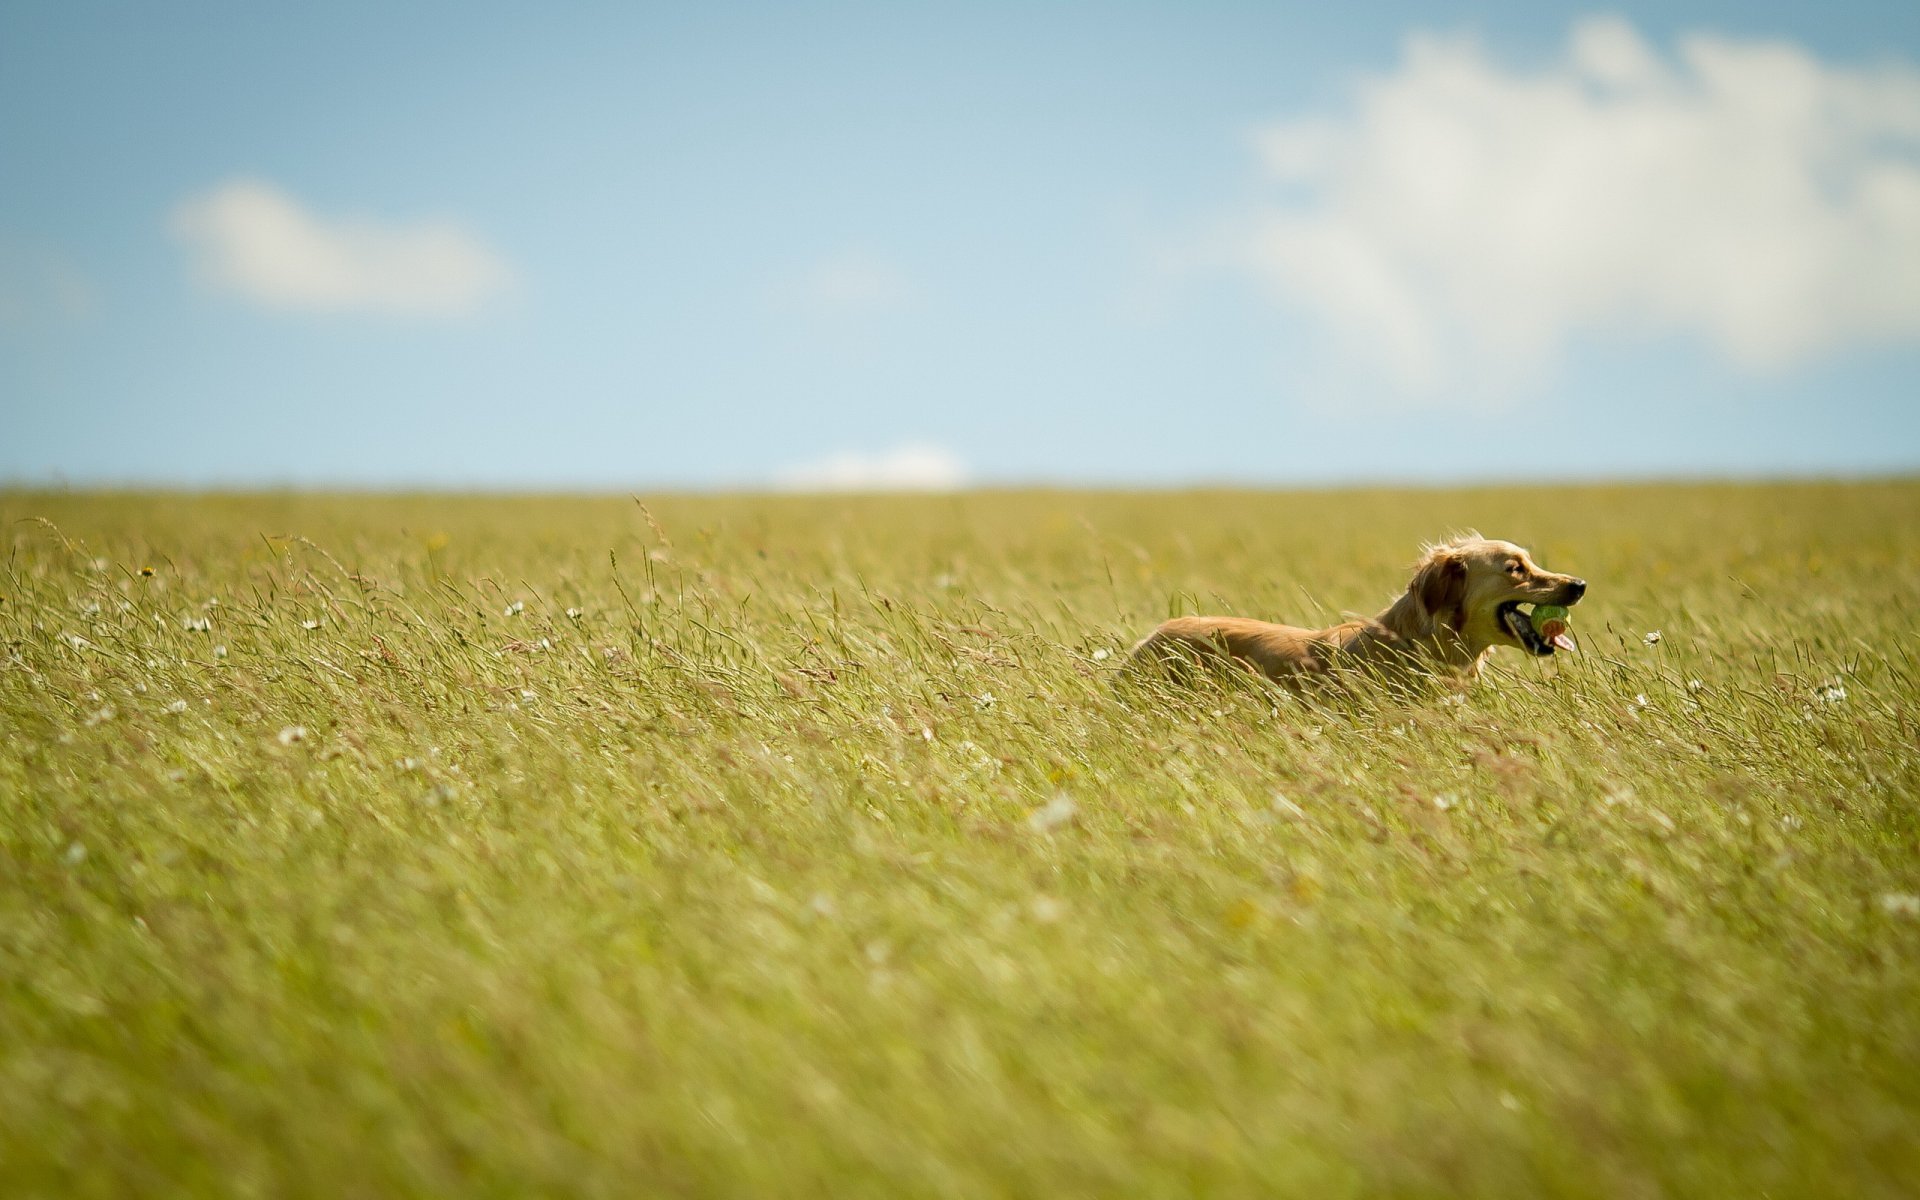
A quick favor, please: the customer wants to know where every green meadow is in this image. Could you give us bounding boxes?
[3,482,1917,1198]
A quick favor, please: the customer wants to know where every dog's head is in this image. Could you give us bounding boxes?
[1410,536,1586,656]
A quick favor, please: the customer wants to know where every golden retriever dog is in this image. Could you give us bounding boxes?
[1125,535,1586,688]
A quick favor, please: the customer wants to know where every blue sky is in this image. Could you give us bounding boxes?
[3,0,1918,489]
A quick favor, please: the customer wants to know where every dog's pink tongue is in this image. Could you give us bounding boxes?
[1551,632,1577,652]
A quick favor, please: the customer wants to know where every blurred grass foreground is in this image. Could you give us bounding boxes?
[3,481,1918,1197]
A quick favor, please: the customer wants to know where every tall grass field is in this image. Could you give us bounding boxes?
[3,482,1917,1197]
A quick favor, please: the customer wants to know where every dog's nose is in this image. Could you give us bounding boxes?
[1564,578,1587,602]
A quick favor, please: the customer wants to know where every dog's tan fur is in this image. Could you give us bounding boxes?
[1126,536,1585,687]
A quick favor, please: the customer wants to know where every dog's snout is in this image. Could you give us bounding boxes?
[1563,578,1587,603]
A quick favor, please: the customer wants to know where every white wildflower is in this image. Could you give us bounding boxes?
[165,699,188,715]
[975,691,996,710]
[1028,793,1077,832]
[920,726,934,742]
[1091,648,1111,662]
[504,600,524,616]
[300,619,322,631]
[213,645,227,659]
[1816,682,1847,706]
[1687,679,1704,693]
[1643,630,1662,646]
[565,607,582,619]
[1432,793,1457,811]
[276,725,308,746]
[63,841,87,866]
[1879,893,1920,918]
[181,615,211,632]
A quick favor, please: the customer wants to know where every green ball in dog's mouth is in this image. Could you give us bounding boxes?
[1529,604,1576,652]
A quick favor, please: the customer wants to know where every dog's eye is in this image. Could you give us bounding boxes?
[1507,561,1523,574]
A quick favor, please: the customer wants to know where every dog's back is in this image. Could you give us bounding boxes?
[1127,615,1391,682]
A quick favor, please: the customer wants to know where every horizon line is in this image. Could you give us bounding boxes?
[4,467,1917,499]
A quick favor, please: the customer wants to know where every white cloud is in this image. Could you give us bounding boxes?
[770,250,915,318]
[172,179,510,317]
[773,443,969,492]
[1240,17,1920,406]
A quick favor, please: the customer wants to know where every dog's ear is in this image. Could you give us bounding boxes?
[1413,549,1467,630]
